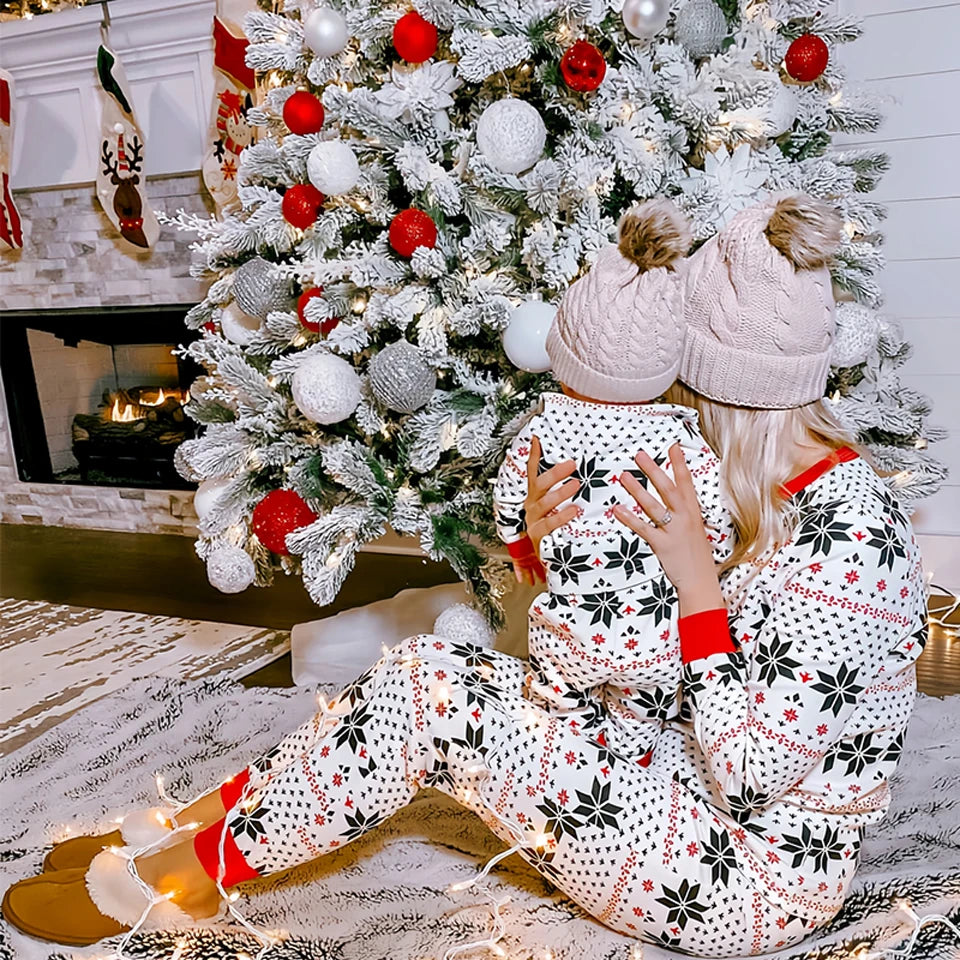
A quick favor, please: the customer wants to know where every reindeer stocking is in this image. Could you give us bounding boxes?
[0,68,24,252]
[95,44,159,249]
[201,2,257,213]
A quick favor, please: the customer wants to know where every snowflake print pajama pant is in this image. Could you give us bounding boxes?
[193,635,817,957]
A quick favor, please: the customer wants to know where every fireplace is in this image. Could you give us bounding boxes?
[0,307,203,490]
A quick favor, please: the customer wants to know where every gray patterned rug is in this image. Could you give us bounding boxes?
[0,677,957,960]
[0,598,289,756]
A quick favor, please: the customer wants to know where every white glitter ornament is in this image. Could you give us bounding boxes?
[434,604,496,648]
[232,257,295,320]
[765,83,799,136]
[674,0,727,58]
[206,544,256,594]
[832,303,882,368]
[193,477,232,521]
[476,98,546,175]
[622,0,670,39]
[307,140,361,195]
[292,352,362,424]
[367,340,437,413]
[304,7,348,58]
[503,300,555,372]
[219,302,262,346]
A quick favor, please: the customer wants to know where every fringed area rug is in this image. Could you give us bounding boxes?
[0,677,957,960]
[0,598,289,756]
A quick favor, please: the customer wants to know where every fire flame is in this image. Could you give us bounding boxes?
[110,397,141,422]
[108,388,187,423]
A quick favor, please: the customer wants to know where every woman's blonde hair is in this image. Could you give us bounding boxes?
[665,382,857,576]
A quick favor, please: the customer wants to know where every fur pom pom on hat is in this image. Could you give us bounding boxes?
[679,193,843,409]
[546,199,691,403]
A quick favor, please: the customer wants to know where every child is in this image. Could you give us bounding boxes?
[493,199,733,762]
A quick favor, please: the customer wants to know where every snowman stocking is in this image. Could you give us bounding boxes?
[202,7,256,212]
[95,44,159,249]
[0,69,24,252]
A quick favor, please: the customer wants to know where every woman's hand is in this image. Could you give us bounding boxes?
[612,444,725,618]
[524,436,580,557]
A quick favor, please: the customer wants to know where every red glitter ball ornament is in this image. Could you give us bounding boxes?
[282,184,325,229]
[560,40,606,92]
[784,33,829,83]
[388,208,437,258]
[393,10,438,63]
[283,90,325,135]
[203,320,217,333]
[297,287,340,335]
[252,489,317,555]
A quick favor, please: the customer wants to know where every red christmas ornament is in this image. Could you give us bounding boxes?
[297,287,340,335]
[251,489,317,555]
[388,208,438,258]
[203,320,217,333]
[560,40,606,92]
[282,184,325,229]
[784,33,829,83]
[393,11,438,63]
[283,90,325,135]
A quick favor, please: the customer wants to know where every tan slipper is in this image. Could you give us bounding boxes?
[2,850,192,946]
[43,807,175,873]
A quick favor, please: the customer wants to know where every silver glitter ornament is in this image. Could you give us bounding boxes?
[622,0,670,39]
[206,544,256,594]
[232,257,295,321]
[476,98,546,175]
[831,303,882,368]
[292,352,363,424]
[368,340,437,414]
[434,604,496,648]
[674,0,727,58]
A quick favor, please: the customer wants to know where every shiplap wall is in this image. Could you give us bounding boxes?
[836,0,959,586]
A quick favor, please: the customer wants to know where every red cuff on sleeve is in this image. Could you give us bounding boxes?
[507,536,537,561]
[679,608,736,664]
[219,768,251,810]
[194,816,261,887]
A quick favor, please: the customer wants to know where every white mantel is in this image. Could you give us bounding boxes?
[0,0,217,189]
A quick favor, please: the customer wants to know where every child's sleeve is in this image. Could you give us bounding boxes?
[678,429,734,564]
[492,416,539,546]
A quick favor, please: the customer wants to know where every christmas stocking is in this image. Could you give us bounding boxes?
[202,3,257,213]
[0,68,24,252]
[95,44,159,249]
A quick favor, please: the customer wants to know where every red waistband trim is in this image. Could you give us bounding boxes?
[194,816,261,887]
[219,768,251,810]
[780,446,858,499]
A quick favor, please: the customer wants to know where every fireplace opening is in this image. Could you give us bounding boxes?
[1,307,203,490]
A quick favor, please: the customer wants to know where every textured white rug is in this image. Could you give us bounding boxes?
[0,598,289,756]
[0,677,957,960]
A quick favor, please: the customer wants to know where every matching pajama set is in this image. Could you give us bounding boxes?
[193,449,926,958]
[490,393,733,761]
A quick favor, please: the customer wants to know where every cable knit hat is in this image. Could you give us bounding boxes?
[546,199,692,403]
[679,193,843,409]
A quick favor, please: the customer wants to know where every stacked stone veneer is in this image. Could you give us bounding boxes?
[0,173,215,536]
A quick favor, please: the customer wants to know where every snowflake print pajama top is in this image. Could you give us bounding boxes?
[491,393,733,760]
[193,448,926,958]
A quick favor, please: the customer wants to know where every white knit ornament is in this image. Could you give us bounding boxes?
[367,340,436,413]
[476,98,546,175]
[219,302,262,346]
[434,604,496,648]
[292,352,362,424]
[206,544,256,594]
[674,0,727,57]
[307,140,361,195]
[304,7,348,58]
[193,477,231,521]
[832,303,882,368]
[503,300,555,372]
[765,83,799,136]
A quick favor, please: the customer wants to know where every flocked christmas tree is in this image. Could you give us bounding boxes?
[166,0,947,624]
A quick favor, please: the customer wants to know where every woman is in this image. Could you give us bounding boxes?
[3,195,926,957]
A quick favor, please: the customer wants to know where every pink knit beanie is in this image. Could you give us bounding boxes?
[679,193,843,409]
[546,199,692,403]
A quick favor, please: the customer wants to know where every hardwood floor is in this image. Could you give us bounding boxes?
[1,523,957,696]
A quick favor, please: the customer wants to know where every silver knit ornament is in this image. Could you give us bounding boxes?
[674,0,727,58]
[434,604,496,648]
[831,303,882,368]
[174,440,201,482]
[367,340,437,414]
[476,99,546,175]
[232,257,295,321]
[206,544,256,594]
